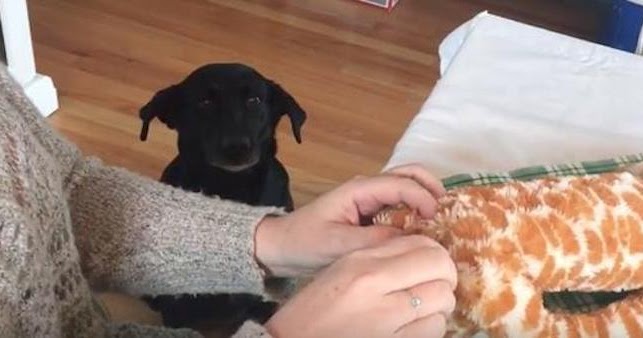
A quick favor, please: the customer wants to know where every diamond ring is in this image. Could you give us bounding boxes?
[408,291,422,309]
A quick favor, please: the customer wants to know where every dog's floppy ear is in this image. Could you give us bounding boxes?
[268,80,307,144]
[139,85,182,141]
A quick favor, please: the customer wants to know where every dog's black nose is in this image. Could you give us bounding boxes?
[221,137,252,161]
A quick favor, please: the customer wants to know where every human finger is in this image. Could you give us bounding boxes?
[385,164,447,198]
[393,313,448,338]
[369,245,458,293]
[384,280,456,328]
[350,176,440,220]
[358,235,444,259]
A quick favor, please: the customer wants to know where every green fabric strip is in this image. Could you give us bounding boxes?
[441,153,643,190]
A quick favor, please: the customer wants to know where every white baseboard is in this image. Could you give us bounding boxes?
[22,73,59,117]
[2,0,59,117]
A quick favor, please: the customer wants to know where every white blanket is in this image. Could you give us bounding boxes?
[383,12,643,179]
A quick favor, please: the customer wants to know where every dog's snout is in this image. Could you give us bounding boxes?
[222,137,251,152]
[206,135,258,170]
[221,137,252,160]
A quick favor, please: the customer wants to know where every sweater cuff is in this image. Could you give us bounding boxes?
[68,158,296,299]
[231,321,273,338]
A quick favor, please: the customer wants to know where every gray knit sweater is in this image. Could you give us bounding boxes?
[0,65,290,337]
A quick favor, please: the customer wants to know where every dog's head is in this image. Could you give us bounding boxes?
[139,63,306,172]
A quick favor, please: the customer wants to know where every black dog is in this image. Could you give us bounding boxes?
[140,63,306,210]
[138,63,307,332]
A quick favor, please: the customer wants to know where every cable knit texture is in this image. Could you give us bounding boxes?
[0,65,287,337]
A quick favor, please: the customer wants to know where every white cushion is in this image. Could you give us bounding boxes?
[383,12,643,178]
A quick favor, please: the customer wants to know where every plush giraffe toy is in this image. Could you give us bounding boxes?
[373,169,643,338]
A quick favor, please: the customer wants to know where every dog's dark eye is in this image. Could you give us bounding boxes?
[247,97,261,106]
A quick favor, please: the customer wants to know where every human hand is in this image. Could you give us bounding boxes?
[265,235,458,338]
[254,164,446,277]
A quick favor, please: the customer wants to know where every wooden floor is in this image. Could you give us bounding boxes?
[28,0,604,207]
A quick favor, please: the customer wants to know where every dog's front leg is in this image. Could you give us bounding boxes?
[160,156,203,193]
[258,159,295,212]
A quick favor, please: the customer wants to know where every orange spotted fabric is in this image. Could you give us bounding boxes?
[374,171,643,338]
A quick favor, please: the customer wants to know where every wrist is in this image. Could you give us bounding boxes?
[255,215,286,277]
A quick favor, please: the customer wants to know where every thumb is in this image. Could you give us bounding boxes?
[336,224,403,253]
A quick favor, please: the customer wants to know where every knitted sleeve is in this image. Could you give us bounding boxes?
[66,156,292,300]
[0,65,290,336]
